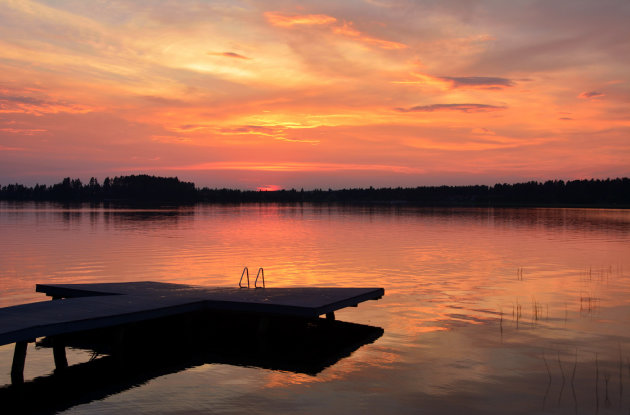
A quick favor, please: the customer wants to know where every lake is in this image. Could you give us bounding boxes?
[1,203,629,414]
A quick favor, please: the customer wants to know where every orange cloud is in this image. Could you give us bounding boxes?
[393,73,453,89]
[264,12,337,27]
[332,21,407,50]
[265,11,405,50]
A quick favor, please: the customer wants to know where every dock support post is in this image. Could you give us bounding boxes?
[52,337,68,372]
[326,312,335,321]
[11,341,28,384]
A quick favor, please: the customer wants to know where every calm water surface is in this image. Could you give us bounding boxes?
[1,203,629,414]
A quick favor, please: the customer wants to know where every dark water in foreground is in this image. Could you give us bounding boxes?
[1,203,629,414]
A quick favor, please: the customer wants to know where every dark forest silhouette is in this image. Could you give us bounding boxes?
[0,175,629,206]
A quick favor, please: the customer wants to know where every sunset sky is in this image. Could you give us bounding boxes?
[1,0,629,189]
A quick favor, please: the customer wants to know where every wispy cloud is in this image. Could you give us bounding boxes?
[0,91,92,115]
[0,128,47,135]
[0,145,26,151]
[151,135,192,144]
[264,12,337,27]
[332,22,406,50]
[471,127,497,135]
[218,125,319,144]
[578,91,605,99]
[177,124,206,132]
[208,51,251,60]
[395,104,506,113]
[394,74,513,90]
[219,125,279,136]
[265,11,405,50]
[440,76,514,89]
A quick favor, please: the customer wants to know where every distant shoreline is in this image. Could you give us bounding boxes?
[1,175,629,208]
[1,200,629,210]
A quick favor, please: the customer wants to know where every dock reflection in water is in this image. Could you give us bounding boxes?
[1,312,383,414]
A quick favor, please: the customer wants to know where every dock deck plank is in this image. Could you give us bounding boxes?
[0,282,384,346]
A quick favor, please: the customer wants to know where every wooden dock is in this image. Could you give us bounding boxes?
[0,282,384,383]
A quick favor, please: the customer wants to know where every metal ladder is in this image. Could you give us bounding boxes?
[239,267,265,288]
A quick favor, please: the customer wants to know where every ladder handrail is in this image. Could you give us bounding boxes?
[239,267,250,288]
[255,267,265,288]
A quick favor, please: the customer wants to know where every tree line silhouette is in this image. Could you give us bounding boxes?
[1,175,629,206]
[0,175,196,203]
